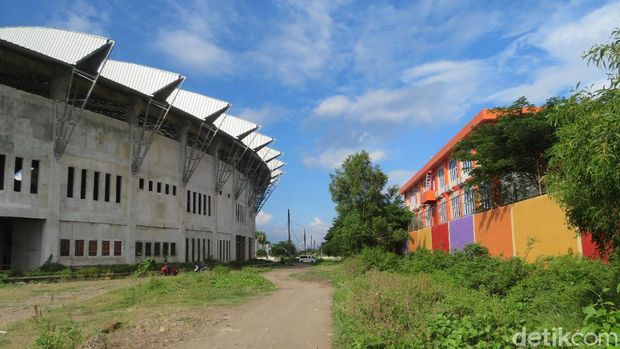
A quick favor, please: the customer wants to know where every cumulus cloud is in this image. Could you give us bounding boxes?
[255,211,273,226]
[387,169,415,189]
[51,1,110,36]
[237,104,288,125]
[156,30,234,76]
[303,148,386,170]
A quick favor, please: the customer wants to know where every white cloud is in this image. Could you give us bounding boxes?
[156,30,233,76]
[51,1,110,36]
[255,211,273,226]
[387,169,415,189]
[303,147,386,170]
[237,104,287,125]
[251,0,343,85]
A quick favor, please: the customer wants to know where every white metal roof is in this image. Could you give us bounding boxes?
[101,60,183,97]
[267,159,285,171]
[271,169,284,179]
[0,26,111,65]
[216,114,258,139]
[257,146,282,161]
[243,132,273,150]
[171,89,230,120]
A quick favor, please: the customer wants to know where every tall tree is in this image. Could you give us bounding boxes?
[324,151,410,255]
[546,29,620,252]
[453,97,557,205]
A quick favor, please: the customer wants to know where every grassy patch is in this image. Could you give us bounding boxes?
[308,246,620,348]
[2,268,274,349]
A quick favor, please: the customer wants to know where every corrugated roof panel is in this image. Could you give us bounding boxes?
[0,26,110,65]
[216,114,258,138]
[257,146,282,161]
[243,132,273,150]
[271,169,284,179]
[268,159,285,171]
[101,60,182,97]
[171,89,230,120]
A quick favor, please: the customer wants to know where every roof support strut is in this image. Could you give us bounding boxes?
[53,41,114,159]
[182,106,230,186]
[131,98,172,175]
[256,175,281,212]
[234,155,260,200]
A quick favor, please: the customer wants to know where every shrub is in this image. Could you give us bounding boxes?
[358,247,401,271]
[134,257,156,277]
[33,319,82,349]
[256,248,267,257]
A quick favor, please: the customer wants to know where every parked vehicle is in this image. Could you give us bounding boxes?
[297,255,316,264]
[160,263,178,276]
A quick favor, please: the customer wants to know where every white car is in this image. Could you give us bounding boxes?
[297,255,316,263]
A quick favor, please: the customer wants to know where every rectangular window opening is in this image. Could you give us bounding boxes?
[0,154,5,191]
[187,191,191,213]
[75,239,84,257]
[163,242,169,257]
[93,171,100,201]
[157,182,161,193]
[171,242,176,256]
[173,185,177,196]
[165,184,169,195]
[192,192,197,214]
[115,175,122,203]
[135,241,143,257]
[102,240,110,256]
[148,180,153,192]
[145,242,152,256]
[67,166,75,197]
[139,178,144,190]
[114,241,122,256]
[80,169,87,199]
[88,240,97,256]
[30,160,39,194]
[13,157,22,192]
[60,239,70,257]
[154,242,161,256]
[104,173,111,202]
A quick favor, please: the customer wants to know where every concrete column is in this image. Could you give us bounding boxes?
[212,139,221,261]
[124,98,142,264]
[41,73,70,264]
[178,123,191,263]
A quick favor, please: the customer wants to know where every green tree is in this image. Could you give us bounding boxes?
[270,241,297,258]
[545,30,620,251]
[254,231,267,247]
[323,151,411,255]
[453,97,556,204]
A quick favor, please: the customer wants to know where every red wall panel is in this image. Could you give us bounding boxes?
[431,223,450,252]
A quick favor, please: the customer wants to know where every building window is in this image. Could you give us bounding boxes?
[75,239,84,257]
[203,195,207,215]
[102,240,110,256]
[116,176,122,203]
[165,184,169,195]
[202,240,206,261]
[148,180,153,192]
[437,167,445,193]
[30,160,39,194]
[93,171,100,201]
[0,154,5,191]
[463,189,474,216]
[60,239,70,256]
[135,241,143,257]
[13,157,22,192]
[187,191,191,213]
[207,239,211,259]
[439,201,447,224]
[185,238,189,263]
[157,182,162,193]
[66,166,75,197]
[80,169,87,199]
[172,185,177,196]
[192,238,195,261]
[171,242,176,256]
[449,160,458,185]
[145,242,152,256]
[139,178,144,190]
[208,196,211,216]
[461,160,473,179]
[154,242,161,256]
[424,209,432,228]
[114,241,122,256]
[451,194,461,219]
[88,240,97,256]
[198,193,202,215]
[163,242,169,257]
[104,173,111,202]
[192,192,197,214]
[197,238,201,261]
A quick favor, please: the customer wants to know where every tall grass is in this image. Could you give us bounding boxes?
[311,245,619,348]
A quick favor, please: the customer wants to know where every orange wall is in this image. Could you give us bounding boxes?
[512,195,580,262]
[474,205,513,258]
[408,227,432,252]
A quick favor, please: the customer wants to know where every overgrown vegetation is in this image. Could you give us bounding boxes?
[306,247,619,348]
[323,151,411,256]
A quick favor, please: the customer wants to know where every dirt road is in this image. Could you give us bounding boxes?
[173,265,333,349]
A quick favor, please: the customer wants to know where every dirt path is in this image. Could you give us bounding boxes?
[173,265,333,349]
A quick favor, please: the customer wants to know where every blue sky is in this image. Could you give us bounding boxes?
[1,0,618,245]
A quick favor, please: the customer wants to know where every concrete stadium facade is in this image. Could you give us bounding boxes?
[0,27,284,270]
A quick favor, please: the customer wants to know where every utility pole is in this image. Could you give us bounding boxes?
[303,229,307,255]
[287,209,291,258]
[310,235,313,252]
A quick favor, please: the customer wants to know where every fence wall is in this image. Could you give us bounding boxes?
[407,194,595,261]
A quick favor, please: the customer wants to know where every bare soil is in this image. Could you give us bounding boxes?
[103,265,334,349]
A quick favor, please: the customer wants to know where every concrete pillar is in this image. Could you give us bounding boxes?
[178,123,191,263]
[124,98,142,263]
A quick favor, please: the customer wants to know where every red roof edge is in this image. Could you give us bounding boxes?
[399,109,497,195]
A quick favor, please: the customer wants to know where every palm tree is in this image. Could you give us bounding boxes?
[254,231,268,256]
